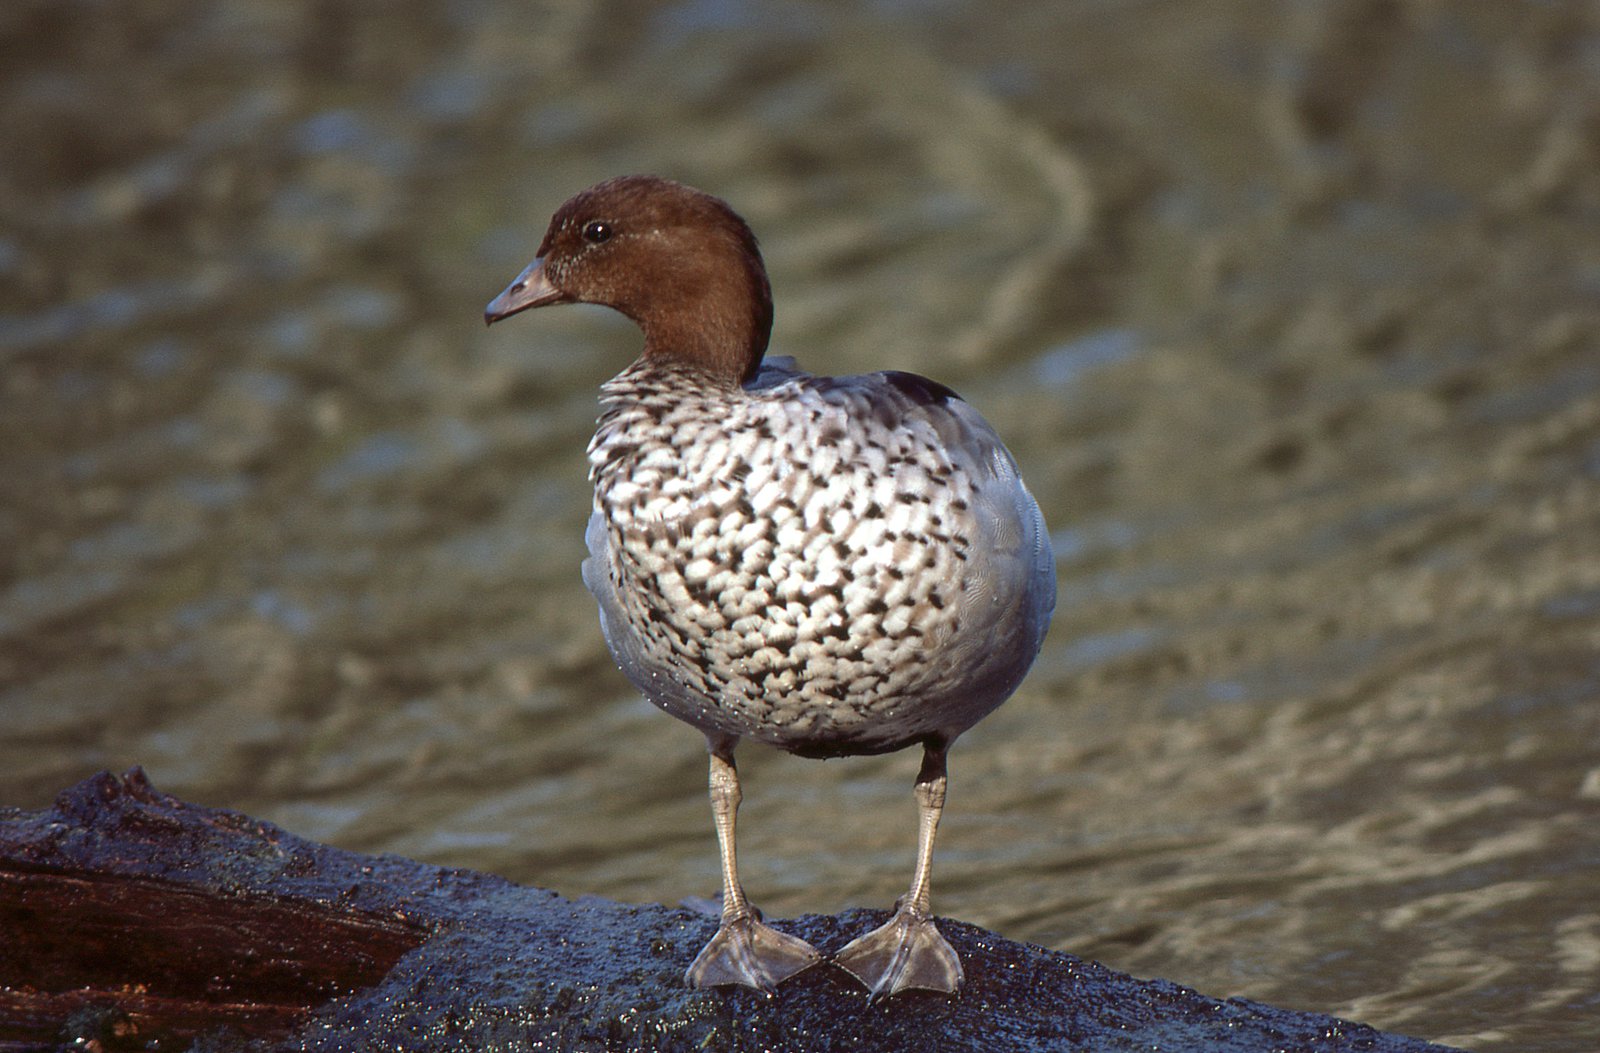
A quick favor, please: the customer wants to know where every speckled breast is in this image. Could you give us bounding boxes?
[582,360,1054,757]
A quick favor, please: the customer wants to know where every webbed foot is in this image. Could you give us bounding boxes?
[685,913,821,991]
[834,907,963,998]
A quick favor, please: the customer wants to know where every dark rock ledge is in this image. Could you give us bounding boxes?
[1,770,1462,1053]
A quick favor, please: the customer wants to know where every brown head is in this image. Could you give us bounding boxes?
[484,175,774,385]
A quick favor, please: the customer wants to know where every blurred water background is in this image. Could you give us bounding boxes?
[5,2,1600,1049]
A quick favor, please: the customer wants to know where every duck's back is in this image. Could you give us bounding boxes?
[583,358,1055,757]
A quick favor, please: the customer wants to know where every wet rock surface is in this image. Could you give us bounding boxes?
[2,770,1459,1053]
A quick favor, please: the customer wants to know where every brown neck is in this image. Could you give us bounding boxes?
[625,230,773,387]
[636,313,766,387]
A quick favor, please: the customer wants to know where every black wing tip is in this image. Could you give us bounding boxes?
[880,370,963,406]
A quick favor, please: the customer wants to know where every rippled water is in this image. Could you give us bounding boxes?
[5,3,1600,1050]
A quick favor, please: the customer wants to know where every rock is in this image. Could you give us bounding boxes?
[0,770,1462,1052]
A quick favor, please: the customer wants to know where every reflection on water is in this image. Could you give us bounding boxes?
[4,3,1600,1050]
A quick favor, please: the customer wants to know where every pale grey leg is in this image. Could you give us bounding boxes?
[834,741,964,997]
[684,737,820,990]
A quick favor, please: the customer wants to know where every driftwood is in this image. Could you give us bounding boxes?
[1,769,1460,1052]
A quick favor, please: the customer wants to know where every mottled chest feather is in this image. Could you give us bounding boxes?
[581,359,1052,756]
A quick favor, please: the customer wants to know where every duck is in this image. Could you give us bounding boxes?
[485,175,1055,997]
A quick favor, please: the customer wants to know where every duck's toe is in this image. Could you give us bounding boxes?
[834,908,963,999]
[685,914,821,991]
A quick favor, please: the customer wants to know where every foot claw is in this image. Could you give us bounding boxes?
[685,914,821,991]
[834,909,963,998]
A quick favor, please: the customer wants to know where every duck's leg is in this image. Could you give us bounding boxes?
[685,737,821,990]
[835,740,963,998]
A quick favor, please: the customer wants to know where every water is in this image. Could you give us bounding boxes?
[4,3,1599,1049]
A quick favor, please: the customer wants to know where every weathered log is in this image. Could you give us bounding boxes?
[1,770,1461,1052]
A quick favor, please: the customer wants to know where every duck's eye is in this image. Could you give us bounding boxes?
[581,220,614,244]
